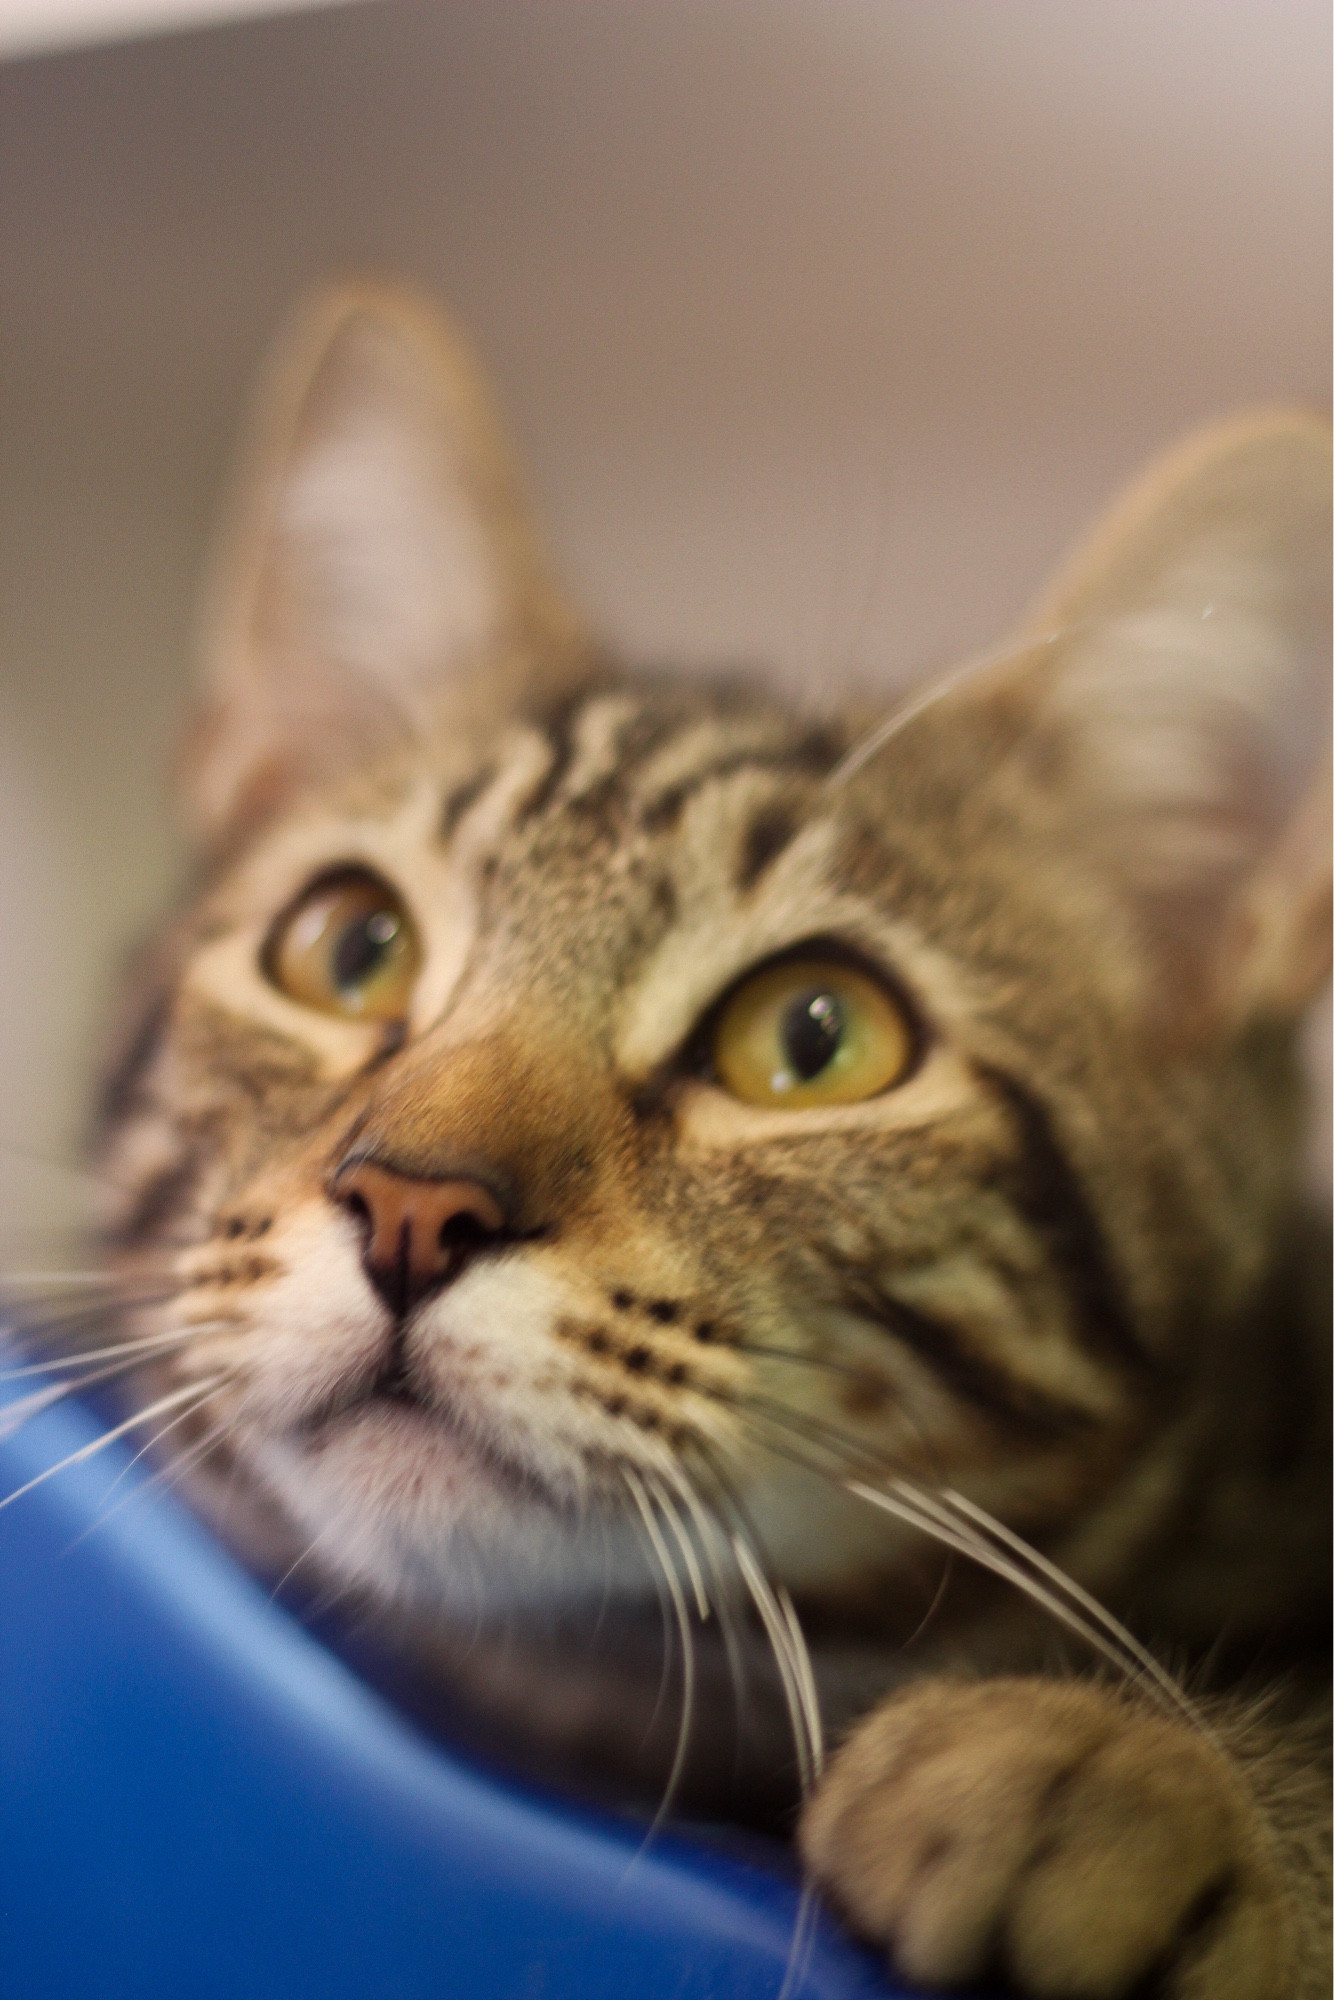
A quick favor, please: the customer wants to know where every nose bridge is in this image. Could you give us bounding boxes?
[342,1015,626,1224]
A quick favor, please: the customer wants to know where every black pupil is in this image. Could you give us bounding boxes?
[332,907,400,992]
[780,987,845,1081]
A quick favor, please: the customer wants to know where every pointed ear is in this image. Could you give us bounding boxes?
[183,281,589,844]
[1005,411,1331,1035]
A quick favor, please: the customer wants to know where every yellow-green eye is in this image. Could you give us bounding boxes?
[712,956,914,1107]
[265,868,421,1021]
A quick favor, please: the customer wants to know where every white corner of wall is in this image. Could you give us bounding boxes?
[0,0,362,62]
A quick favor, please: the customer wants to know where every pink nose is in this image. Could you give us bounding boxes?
[333,1160,506,1313]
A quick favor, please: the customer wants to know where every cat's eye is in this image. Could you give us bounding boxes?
[264,868,421,1021]
[711,955,914,1108]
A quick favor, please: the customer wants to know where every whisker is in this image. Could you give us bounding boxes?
[899,1545,956,1651]
[0,1376,227,1514]
[0,1376,96,1442]
[84,1393,224,1517]
[0,1334,205,1441]
[268,1514,348,1606]
[0,1286,182,1353]
[644,1468,710,1623]
[727,1529,822,1798]
[728,1338,896,1387]
[775,1884,823,2000]
[621,1465,696,1848]
[823,627,1066,791]
[65,1409,238,1551]
[869,1479,1161,1689]
[152,1417,238,1507]
[842,1473,1186,1713]
[648,1451,749,1736]
[0,1327,200,1382]
[930,1486,1202,1727]
[715,1383,893,1482]
[694,1447,824,1798]
[742,1397,1141,1683]
[696,1427,824,2000]
[1,1271,144,1289]
[724,1391,1200,1726]
[619,1496,676,1746]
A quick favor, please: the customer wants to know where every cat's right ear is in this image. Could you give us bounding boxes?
[182,282,589,846]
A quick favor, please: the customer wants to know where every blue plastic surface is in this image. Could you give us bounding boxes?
[0,1361,906,1999]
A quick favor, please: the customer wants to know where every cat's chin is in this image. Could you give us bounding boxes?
[222,1399,650,1621]
[292,1387,532,1502]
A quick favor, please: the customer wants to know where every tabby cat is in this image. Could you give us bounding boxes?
[90,285,1330,1997]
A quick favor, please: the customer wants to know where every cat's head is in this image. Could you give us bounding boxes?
[98,284,1330,1637]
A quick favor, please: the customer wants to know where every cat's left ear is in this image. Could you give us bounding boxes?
[1009,411,1331,1038]
[183,281,589,845]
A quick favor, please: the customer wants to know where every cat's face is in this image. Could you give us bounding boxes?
[97,286,1330,1644]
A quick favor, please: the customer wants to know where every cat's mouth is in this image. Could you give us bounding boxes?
[293,1361,430,1433]
[286,1358,547,1504]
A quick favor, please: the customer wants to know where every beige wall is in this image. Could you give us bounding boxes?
[0,0,1328,1219]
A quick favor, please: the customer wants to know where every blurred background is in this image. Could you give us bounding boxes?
[0,0,1329,1230]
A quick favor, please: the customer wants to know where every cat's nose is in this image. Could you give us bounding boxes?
[332,1159,507,1314]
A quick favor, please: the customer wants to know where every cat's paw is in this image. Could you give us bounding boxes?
[799,1678,1293,1999]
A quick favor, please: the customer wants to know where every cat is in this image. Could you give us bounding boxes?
[83,282,1329,1997]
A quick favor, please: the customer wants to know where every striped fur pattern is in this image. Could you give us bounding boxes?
[90,287,1329,1996]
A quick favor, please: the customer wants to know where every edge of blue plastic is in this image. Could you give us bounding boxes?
[0,1353,905,1999]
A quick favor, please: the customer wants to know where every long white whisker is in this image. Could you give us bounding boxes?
[842,1475,1197,1724]
[64,1409,237,1551]
[0,1377,226,1514]
[149,1413,236,1501]
[695,1447,825,1795]
[728,1530,822,1798]
[934,1485,1202,1726]
[775,1884,823,2000]
[266,1501,358,1606]
[651,1453,749,1729]
[1,1272,140,1288]
[0,1338,204,1441]
[734,1393,1189,1721]
[645,1468,710,1622]
[0,1288,181,1350]
[824,628,1064,791]
[775,1580,823,1776]
[622,1465,696,1849]
[79,1392,222,1520]
[842,1476,1119,1656]
[621,1498,676,1745]
[0,1328,200,1382]
[0,1377,93,1441]
[876,1478,1160,1688]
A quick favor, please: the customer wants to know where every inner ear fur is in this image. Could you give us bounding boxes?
[1002,410,1331,1036]
[183,279,591,846]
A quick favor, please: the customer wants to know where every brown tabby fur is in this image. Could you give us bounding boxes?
[93,284,1330,1996]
